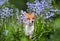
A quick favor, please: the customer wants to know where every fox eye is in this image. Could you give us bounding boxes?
[27,18,30,20]
[32,17,35,19]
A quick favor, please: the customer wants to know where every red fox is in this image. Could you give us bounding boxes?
[23,13,35,39]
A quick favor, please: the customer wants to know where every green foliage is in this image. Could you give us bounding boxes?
[32,16,54,41]
[52,0,60,9]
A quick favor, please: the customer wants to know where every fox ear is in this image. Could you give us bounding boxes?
[32,12,35,16]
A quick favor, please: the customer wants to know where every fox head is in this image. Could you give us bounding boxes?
[25,13,35,25]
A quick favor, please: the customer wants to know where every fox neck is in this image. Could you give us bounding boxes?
[24,22,34,27]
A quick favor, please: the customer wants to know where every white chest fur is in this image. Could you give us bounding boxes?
[24,24,34,36]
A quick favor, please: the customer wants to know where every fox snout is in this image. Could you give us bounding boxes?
[29,20,34,23]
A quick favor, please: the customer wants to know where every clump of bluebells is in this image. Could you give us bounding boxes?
[0,7,14,22]
[27,0,53,18]
[26,0,60,22]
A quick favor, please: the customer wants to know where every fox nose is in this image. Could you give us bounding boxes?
[32,21,34,23]
[29,21,34,23]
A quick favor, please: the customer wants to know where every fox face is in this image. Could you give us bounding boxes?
[25,13,35,26]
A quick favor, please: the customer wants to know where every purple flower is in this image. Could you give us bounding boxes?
[0,0,6,6]
[0,7,14,20]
